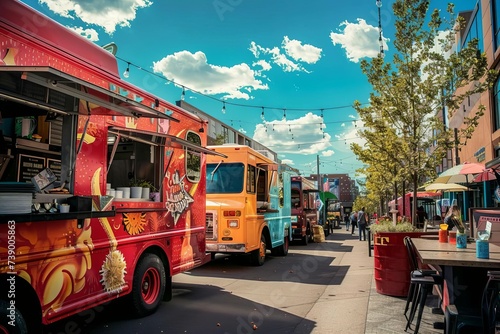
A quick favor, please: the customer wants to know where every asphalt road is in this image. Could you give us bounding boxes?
[44,240,347,334]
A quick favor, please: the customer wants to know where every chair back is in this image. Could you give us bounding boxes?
[404,236,419,271]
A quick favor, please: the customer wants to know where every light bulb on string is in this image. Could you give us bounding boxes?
[123,62,130,78]
[261,107,265,121]
[222,102,226,114]
[283,108,286,120]
[181,86,185,101]
[376,0,384,58]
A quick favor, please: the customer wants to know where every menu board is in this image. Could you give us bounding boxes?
[17,154,45,183]
[47,158,61,180]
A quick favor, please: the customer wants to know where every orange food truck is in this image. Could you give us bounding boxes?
[205,145,292,265]
[0,1,223,332]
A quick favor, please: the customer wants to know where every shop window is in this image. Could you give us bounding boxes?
[494,78,500,131]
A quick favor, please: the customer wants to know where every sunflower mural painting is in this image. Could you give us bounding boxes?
[123,212,147,235]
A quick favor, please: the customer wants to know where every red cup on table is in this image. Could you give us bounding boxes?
[439,229,448,243]
[449,230,456,244]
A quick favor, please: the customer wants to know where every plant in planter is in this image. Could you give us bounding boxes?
[129,180,156,199]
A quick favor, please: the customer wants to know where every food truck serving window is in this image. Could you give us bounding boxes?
[107,128,162,197]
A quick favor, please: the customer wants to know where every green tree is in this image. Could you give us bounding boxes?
[352,1,497,225]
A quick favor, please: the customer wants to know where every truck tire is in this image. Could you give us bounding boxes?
[302,229,308,245]
[250,234,266,266]
[307,224,314,243]
[131,253,166,317]
[271,235,289,256]
[0,299,29,334]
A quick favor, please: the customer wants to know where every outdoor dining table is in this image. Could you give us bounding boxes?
[412,237,500,332]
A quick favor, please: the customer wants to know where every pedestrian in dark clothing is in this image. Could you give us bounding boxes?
[357,207,367,241]
[416,206,428,229]
[350,212,357,235]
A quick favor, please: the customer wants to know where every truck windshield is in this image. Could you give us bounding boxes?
[206,163,245,194]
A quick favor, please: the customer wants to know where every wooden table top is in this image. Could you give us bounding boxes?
[412,237,500,268]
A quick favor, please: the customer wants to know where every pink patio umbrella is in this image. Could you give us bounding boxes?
[434,162,486,184]
[433,163,486,219]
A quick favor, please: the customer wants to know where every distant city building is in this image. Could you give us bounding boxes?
[306,173,359,203]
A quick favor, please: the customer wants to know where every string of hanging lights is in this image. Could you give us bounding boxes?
[376,0,384,58]
[115,55,368,115]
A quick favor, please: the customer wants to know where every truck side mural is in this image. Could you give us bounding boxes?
[0,1,222,331]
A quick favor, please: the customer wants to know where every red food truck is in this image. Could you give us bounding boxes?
[0,1,223,332]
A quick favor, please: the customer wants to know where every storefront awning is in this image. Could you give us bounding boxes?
[108,127,227,157]
[0,66,179,121]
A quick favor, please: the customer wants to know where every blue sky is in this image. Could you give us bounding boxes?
[20,0,472,179]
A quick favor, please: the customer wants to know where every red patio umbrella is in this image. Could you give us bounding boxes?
[472,169,497,183]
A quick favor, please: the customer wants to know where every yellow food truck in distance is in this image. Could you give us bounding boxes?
[205,145,292,265]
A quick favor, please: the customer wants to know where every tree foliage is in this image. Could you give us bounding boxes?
[351,1,497,223]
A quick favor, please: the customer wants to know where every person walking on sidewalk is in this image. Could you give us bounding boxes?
[344,213,350,231]
[357,207,367,241]
[350,211,357,235]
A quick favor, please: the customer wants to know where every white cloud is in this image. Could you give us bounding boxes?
[330,18,389,63]
[282,36,322,64]
[249,36,322,73]
[39,0,152,34]
[281,158,294,166]
[321,150,335,157]
[253,112,331,154]
[68,26,99,41]
[152,50,269,100]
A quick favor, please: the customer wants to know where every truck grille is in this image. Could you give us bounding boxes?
[205,211,216,240]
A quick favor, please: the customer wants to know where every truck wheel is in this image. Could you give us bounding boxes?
[0,299,29,334]
[278,236,289,256]
[302,230,308,245]
[251,234,266,266]
[131,254,166,317]
[306,224,314,243]
[271,234,289,256]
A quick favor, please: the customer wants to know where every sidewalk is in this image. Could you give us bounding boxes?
[308,226,443,334]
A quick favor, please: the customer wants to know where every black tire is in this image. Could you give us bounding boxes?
[302,229,308,245]
[271,235,289,256]
[250,234,266,266]
[278,236,289,256]
[307,224,314,243]
[131,254,166,317]
[0,299,29,334]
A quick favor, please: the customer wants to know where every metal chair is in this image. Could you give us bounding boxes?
[403,236,443,333]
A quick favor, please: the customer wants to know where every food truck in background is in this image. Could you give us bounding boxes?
[290,176,320,245]
[0,1,223,331]
[205,145,292,265]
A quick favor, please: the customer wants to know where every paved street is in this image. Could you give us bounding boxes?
[44,228,444,334]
